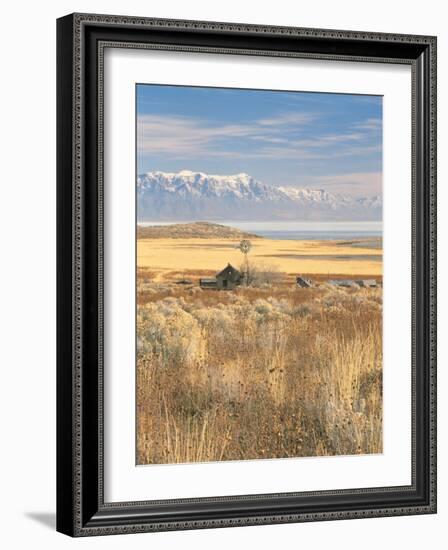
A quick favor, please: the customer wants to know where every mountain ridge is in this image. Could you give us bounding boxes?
[137,170,382,222]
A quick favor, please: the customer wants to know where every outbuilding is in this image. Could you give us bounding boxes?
[296,276,313,288]
[328,279,358,288]
[356,279,377,288]
[199,278,218,289]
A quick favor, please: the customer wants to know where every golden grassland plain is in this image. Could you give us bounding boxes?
[137,237,382,281]
[136,233,383,465]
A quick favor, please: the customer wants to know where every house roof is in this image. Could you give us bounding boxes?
[296,276,313,287]
[328,279,357,287]
[216,263,241,281]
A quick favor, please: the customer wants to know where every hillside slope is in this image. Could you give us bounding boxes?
[137,221,262,239]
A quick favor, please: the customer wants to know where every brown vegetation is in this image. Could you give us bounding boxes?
[137,221,261,240]
[136,279,382,464]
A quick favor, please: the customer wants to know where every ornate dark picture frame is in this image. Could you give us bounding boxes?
[56,13,437,537]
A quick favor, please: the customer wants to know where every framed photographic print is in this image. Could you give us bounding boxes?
[56,13,437,536]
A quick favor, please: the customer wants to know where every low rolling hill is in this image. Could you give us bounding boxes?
[137,221,261,240]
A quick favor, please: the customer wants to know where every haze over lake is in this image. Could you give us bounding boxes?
[139,221,382,241]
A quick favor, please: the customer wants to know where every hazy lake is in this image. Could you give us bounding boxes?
[139,221,382,241]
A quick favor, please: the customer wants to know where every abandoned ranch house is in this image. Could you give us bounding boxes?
[199,263,242,290]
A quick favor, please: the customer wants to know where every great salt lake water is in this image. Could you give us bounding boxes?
[139,221,382,241]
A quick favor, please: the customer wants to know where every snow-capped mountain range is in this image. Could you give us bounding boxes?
[137,170,382,222]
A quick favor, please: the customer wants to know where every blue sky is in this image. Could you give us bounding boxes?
[136,84,382,197]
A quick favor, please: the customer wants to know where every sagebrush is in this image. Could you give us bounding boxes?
[137,282,382,464]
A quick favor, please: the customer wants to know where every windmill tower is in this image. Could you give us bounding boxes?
[238,239,252,285]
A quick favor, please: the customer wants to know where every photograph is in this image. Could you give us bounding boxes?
[135,84,384,465]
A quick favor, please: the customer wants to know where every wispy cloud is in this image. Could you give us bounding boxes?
[137,114,266,157]
[256,112,316,126]
[137,112,381,162]
[354,117,382,131]
[294,172,382,196]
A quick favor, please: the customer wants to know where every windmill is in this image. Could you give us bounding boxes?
[238,239,252,285]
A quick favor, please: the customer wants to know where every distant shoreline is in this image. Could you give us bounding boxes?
[137,220,382,241]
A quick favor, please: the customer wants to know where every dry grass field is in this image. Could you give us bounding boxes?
[136,231,383,465]
[137,236,382,281]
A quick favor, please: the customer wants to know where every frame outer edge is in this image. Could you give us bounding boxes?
[56,14,77,537]
[72,11,436,44]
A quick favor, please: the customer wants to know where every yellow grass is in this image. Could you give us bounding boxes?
[137,282,383,464]
[137,237,382,279]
